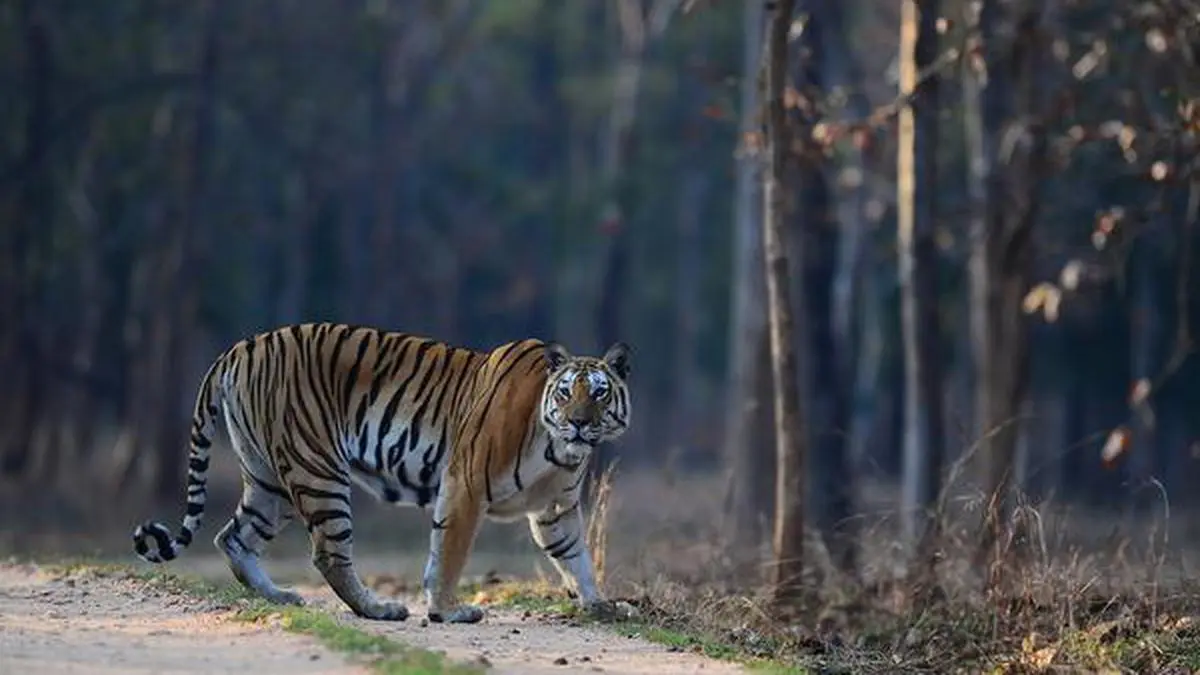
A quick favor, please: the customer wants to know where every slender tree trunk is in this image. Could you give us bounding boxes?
[723,0,772,550]
[764,0,807,611]
[819,0,874,479]
[897,0,946,582]
[673,167,707,454]
[973,0,1050,592]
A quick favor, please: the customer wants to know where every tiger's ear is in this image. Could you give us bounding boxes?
[544,342,571,372]
[602,342,630,380]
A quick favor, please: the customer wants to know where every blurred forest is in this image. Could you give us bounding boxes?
[2,0,1200,581]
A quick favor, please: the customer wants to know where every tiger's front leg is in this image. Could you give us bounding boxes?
[527,499,602,610]
[423,476,486,623]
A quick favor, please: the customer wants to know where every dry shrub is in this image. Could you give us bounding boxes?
[591,468,1200,673]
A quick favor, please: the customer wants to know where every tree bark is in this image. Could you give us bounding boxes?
[970,0,1050,593]
[793,0,857,576]
[897,0,946,581]
[723,0,772,550]
[764,0,807,611]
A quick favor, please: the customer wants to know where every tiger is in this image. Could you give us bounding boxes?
[131,322,631,623]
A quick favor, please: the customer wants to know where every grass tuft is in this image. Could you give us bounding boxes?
[236,602,484,675]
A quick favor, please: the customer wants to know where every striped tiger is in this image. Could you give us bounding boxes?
[131,322,631,623]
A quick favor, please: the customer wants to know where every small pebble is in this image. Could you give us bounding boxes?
[553,656,569,665]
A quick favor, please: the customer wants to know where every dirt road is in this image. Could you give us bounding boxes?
[0,562,747,675]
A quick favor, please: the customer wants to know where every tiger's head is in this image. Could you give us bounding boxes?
[539,341,631,470]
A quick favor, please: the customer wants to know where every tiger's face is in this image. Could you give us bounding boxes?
[539,341,631,470]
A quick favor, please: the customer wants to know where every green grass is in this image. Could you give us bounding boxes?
[37,559,484,675]
[236,601,483,675]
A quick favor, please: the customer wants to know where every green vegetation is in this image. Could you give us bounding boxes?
[235,602,483,675]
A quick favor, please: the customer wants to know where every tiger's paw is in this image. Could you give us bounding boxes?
[354,598,410,621]
[428,603,485,624]
[582,599,639,623]
[264,589,306,606]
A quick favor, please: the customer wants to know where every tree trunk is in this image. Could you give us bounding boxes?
[672,167,708,456]
[764,0,807,611]
[971,0,1050,593]
[818,0,874,483]
[1,0,53,480]
[587,0,679,492]
[723,0,772,550]
[793,0,857,576]
[153,0,221,501]
[897,0,946,583]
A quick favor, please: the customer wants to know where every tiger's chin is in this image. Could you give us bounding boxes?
[551,443,592,471]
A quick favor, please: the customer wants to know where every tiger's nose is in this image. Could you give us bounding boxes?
[568,409,591,426]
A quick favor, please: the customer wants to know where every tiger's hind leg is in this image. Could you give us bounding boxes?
[286,468,409,621]
[214,478,303,606]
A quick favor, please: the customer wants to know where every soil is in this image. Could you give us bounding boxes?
[0,562,747,675]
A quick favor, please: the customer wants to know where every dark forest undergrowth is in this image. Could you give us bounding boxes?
[4,468,1200,673]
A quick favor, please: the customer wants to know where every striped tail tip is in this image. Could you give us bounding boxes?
[132,521,179,564]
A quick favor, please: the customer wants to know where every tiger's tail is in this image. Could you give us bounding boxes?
[132,354,228,564]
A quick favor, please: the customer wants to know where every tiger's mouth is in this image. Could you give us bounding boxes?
[546,437,593,470]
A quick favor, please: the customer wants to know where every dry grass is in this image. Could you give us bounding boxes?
[569,470,1200,674]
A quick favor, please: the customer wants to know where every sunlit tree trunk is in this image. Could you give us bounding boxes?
[897,0,946,584]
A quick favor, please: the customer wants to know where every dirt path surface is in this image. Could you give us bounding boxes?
[0,562,747,675]
[296,584,749,675]
[0,563,366,675]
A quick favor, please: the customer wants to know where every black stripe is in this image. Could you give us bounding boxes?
[466,342,543,453]
[306,509,351,529]
[542,533,578,559]
[241,504,271,525]
[248,473,289,499]
[342,330,373,418]
[564,468,587,493]
[291,484,351,504]
[249,520,272,541]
